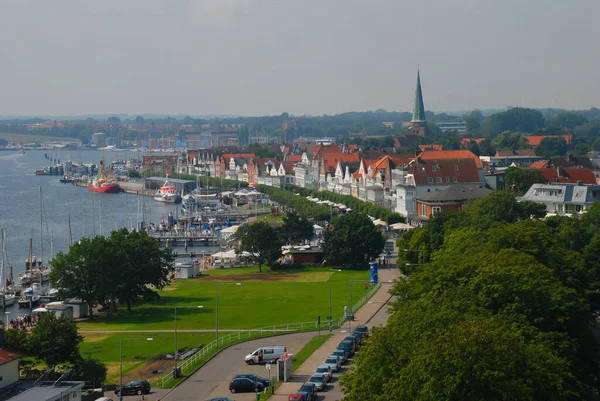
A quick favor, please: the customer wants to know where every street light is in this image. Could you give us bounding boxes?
[216,282,242,347]
[328,269,342,333]
[119,337,153,401]
[174,306,204,378]
[347,280,365,331]
[4,311,9,328]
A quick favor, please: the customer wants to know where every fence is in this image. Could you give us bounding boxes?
[159,283,382,388]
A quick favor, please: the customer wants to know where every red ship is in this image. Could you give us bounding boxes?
[88,178,120,193]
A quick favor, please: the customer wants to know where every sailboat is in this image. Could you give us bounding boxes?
[0,229,16,308]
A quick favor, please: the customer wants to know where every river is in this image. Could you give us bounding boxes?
[0,149,219,279]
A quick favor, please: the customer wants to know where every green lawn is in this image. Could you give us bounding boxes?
[78,266,372,331]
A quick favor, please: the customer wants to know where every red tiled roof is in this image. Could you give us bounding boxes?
[311,144,342,155]
[319,153,360,170]
[460,137,486,145]
[0,350,21,366]
[529,161,548,169]
[524,135,572,147]
[418,150,483,169]
[536,167,596,184]
[409,158,481,186]
[281,161,296,173]
[287,154,303,162]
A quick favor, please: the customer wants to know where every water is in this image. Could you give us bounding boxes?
[0,149,219,278]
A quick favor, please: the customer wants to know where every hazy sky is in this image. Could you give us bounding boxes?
[1,0,599,117]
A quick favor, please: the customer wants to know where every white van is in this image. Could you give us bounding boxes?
[245,346,286,365]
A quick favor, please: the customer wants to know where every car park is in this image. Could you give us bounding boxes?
[297,383,318,401]
[114,380,151,396]
[332,348,349,364]
[323,355,341,372]
[314,364,332,382]
[307,374,327,391]
[229,377,265,393]
[233,373,270,387]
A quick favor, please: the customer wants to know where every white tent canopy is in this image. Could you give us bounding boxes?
[210,250,253,259]
[313,224,324,230]
[390,222,413,230]
[220,225,239,234]
[372,219,387,226]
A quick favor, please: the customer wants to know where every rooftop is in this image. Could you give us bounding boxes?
[0,381,84,401]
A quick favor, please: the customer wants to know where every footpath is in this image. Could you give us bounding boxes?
[269,266,401,400]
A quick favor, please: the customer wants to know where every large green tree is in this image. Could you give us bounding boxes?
[50,236,124,318]
[109,229,175,312]
[323,213,385,268]
[29,313,83,369]
[280,211,314,245]
[503,166,546,194]
[235,221,282,272]
[535,136,568,158]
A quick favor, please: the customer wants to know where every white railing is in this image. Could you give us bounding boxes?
[159,321,322,388]
[337,283,381,328]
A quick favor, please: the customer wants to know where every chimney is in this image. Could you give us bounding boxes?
[556,167,562,178]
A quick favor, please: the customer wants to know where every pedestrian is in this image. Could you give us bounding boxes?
[258,350,263,364]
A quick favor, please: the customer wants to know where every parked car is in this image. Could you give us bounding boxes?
[314,364,332,382]
[233,373,270,387]
[344,335,359,350]
[348,333,362,346]
[245,345,287,365]
[229,377,265,393]
[324,355,341,372]
[332,348,349,364]
[288,394,308,401]
[114,380,151,396]
[337,340,355,357]
[353,325,369,338]
[207,398,235,401]
[297,383,318,401]
[307,374,327,391]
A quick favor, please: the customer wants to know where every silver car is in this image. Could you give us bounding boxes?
[314,364,332,382]
[308,374,326,391]
[323,355,341,372]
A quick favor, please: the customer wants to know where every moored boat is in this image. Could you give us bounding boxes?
[18,294,40,308]
[87,178,120,193]
[154,174,180,203]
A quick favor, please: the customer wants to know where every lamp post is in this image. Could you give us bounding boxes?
[119,337,153,401]
[328,269,342,333]
[174,306,203,378]
[216,282,242,347]
[4,311,9,328]
[347,280,364,331]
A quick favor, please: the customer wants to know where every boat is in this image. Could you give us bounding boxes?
[18,294,40,308]
[18,256,50,286]
[87,157,120,193]
[154,174,180,203]
[0,229,16,308]
[35,169,46,175]
[59,175,75,183]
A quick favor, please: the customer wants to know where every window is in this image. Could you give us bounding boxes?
[446,177,450,183]
[455,165,459,171]
[432,206,441,214]
[427,177,433,183]
[432,165,437,171]
[421,204,427,216]
[453,177,458,183]
[436,177,442,183]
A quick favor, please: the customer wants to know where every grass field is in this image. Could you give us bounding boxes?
[78,266,372,331]
[0,133,75,143]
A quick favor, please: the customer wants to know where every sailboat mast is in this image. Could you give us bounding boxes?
[40,186,44,264]
[67,200,73,247]
[1,228,5,309]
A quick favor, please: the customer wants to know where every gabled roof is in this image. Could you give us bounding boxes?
[417,149,483,169]
[0,349,21,366]
[536,167,596,184]
[419,144,442,151]
[495,149,538,157]
[408,158,481,185]
[549,155,594,169]
[311,144,342,156]
[529,161,549,169]
[525,135,572,147]
[414,185,491,202]
[286,154,303,162]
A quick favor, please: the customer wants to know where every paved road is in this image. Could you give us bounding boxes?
[149,331,319,401]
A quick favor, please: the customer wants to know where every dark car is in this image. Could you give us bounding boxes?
[348,333,362,346]
[297,383,318,401]
[344,335,359,349]
[337,340,355,357]
[229,377,265,394]
[114,380,151,396]
[233,373,270,387]
[207,398,235,401]
[332,348,349,364]
[353,325,369,337]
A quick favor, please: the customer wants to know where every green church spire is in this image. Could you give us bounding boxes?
[411,69,426,123]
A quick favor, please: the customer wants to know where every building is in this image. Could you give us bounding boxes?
[0,350,21,390]
[435,121,467,134]
[490,149,545,167]
[520,183,600,216]
[536,167,596,185]
[413,185,491,219]
[91,132,106,147]
[4,381,85,401]
[408,70,429,137]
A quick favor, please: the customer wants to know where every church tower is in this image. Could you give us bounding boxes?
[409,69,429,137]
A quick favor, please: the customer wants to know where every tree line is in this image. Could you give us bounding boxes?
[341,192,600,400]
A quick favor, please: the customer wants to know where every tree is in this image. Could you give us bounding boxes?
[465,110,484,133]
[323,213,385,268]
[493,131,527,150]
[109,229,175,312]
[135,115,145,126]
[280,211,314,245]
[478,138,495,156]
[50,236,124,318]
[503,167,546,194]
[126,168,141,178]
[29,313,83,369]
[107,116,121,124]
[4,328,29,354]
[435,132,460,150]
[481,108,545,137]
[547,112,588,132]
[0,138,8,147]
[235,222,282,272]
[71,358,107,387]
[535,137,568,158]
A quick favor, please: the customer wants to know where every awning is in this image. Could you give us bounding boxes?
[313,224,324,230]
[372,219,387,226]
[220,225,239,233]
[390,222,414,230]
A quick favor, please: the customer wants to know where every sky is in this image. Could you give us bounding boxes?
[0,0,599,117]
